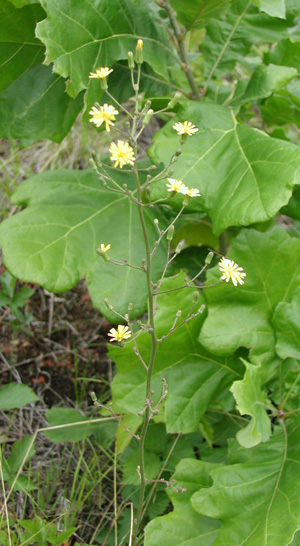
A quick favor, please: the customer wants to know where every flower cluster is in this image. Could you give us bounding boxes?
[166,178,200,198]
[108,324,132,342]
[219,257,246,286]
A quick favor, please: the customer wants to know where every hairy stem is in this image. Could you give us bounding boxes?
[131,167,157,546]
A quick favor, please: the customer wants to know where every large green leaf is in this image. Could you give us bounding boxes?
[261,80,300,129]
[0,169,166,321]
[230,63,297,107]
[111,273,242,433]
[0,383,38,409]
[200,0,293,81]
[200,227,300,364]
[230,359,271,447]
[0,1,45,94]
[149,101,300,234]
[169,0,230,29]
[253,0,286,18]
[192,421,300,546]
[144,459,220,546]
[264,38,300,71]
[0,64,84,146]
[36,0,174,99]
[273,291,300,360]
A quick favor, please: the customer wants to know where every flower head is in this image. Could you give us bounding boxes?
[109,140,135,168]
[219,257,246,287]
[137,39,143,50]
[182,186,201,197]
[100,243,111,253]
[89,67,113,79]
[89,104,118,132]
[166,178,187,194]
[108,324,132,342]
[173,121,198,136]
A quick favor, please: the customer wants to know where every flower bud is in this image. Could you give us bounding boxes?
[166,224,175,241]
[104,298,114,310]
[198,304,206,314]
[128,51,135,70]
[137,94,143,110]
[100,77,108,91]
[176,309,182,318]
[136,39,143,64]
[192,291,199,304]
[167,92,181,109]
[143,108,154,126]
[175,242,183,255]
[205,251,214,265]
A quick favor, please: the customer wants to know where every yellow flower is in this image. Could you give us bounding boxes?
[99,243,111,253]
[89,104,118,132]
[182,186,201,197]
[89,67,113,79]
[166,178,187,194]
[173,121,198,136]
[219,258,246,287]
[109,140,135,168]
[108,324,132,342]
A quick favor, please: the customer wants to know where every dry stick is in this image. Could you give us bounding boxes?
[0,456,11,546]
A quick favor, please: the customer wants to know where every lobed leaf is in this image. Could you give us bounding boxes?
[149,100,300,234]
[0,169,166,321]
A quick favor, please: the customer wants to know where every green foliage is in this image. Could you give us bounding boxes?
[2,0,300,543]
[0,383,38,409]
[0,169,166,320]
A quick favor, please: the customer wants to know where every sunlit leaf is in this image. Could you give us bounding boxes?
[149,101,300,234]
[192,421,300,546]
[0,169,166,321]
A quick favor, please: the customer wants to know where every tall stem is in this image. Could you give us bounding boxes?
[131,167,157,546]
[163,0,201,100]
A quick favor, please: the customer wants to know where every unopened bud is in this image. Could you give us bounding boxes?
[198,304,206,314]
[128,302,133,311]
[128,51,135,70]
[166,224,174,241]
[90,391,97,403]
[143,108,154,126]
[175,242,183,255]
[205,251,214,265]
[176,309,182,318]
[89,157,97,170]
[154,218,159,226]
[137,94,143,110]
[136,39,143,64]
[192,291,199,304]
[104,298,114,311]
[167,92,181,109]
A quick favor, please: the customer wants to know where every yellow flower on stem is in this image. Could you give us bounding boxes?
[100,243,111,253]
[109,140,135,168]
[173,121,198,136]
[89,104,118,132]
[89,67,113,79]
[166,178,187,194]
[182,186,201,197]
[219,257,246,286]
[108,324,132,342]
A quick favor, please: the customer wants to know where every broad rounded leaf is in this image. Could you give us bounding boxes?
[230,359,271,447]
[0,1,45,94]
[200,227,300,363]
[144,459,220,546]
[36,0,174,98]
[0,64,84,146]
[230,64,297,107]
[111,273,242,433]
[0,169,166,321]
[0,383,38,409]
[192,421,300,546]
[149,101,300,234]
[273,291,300,360]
